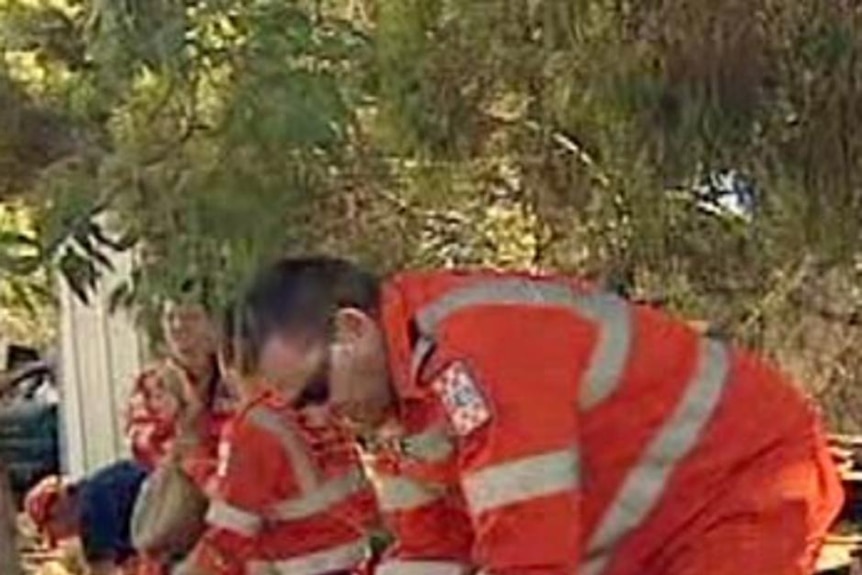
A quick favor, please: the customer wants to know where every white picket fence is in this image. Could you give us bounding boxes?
[57,250,145,478]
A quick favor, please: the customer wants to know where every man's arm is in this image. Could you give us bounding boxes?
[433,311,582,575]
[184,418,296,575]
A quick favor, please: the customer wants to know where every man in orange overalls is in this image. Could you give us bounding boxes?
[177,304,379,575]
[241,256,844,575]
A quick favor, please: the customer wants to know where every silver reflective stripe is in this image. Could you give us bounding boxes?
[270,467,368,520]
[248,405,319,493]
[411,278,632,409]
[583,339,731,575]
[376,560,472,575]
[573,294,633,409]
[411,334,436,382]
[402,426,454,462]
[248,539,367,575]
[206,501,262,537]
[376,474,445,512]
[462,448,580,514]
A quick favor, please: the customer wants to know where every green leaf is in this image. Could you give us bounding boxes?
[73,228,114,271]
[108,281,135,313]
[88,221,138,253]
[58,250,100,304]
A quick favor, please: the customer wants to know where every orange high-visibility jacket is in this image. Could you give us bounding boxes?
[368,270,843,575]
[189,389,378,575]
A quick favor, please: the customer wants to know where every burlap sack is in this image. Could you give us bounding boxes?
[130,460,208,558]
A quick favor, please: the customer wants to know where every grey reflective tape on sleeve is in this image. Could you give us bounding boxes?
[462,448,580,515]
[270,467,368,521]
[376,474,445,512]
[206,501,263,537]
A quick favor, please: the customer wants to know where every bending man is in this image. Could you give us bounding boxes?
[241,257,843,575]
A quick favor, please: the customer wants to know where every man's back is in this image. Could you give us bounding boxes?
[373,269,843,574]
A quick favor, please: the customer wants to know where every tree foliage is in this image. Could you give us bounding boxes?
[0,0,861,424]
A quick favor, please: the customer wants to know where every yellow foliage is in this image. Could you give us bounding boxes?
[0,202,55,347]
[477,202,543,268]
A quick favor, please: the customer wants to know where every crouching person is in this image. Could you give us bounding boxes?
[176,306,379,575]
[25,462,156,575]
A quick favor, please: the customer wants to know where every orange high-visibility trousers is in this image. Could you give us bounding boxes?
[645,421,842,575]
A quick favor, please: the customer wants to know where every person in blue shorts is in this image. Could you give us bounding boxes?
[25,460,149,574]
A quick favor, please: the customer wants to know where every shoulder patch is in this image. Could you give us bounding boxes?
[431,361,492,436]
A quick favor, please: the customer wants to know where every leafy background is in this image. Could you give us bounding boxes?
[0,0,860,428]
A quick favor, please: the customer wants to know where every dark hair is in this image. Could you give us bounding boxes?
[242,256,381,346]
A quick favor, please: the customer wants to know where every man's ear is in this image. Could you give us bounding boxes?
[332,308,373,344]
